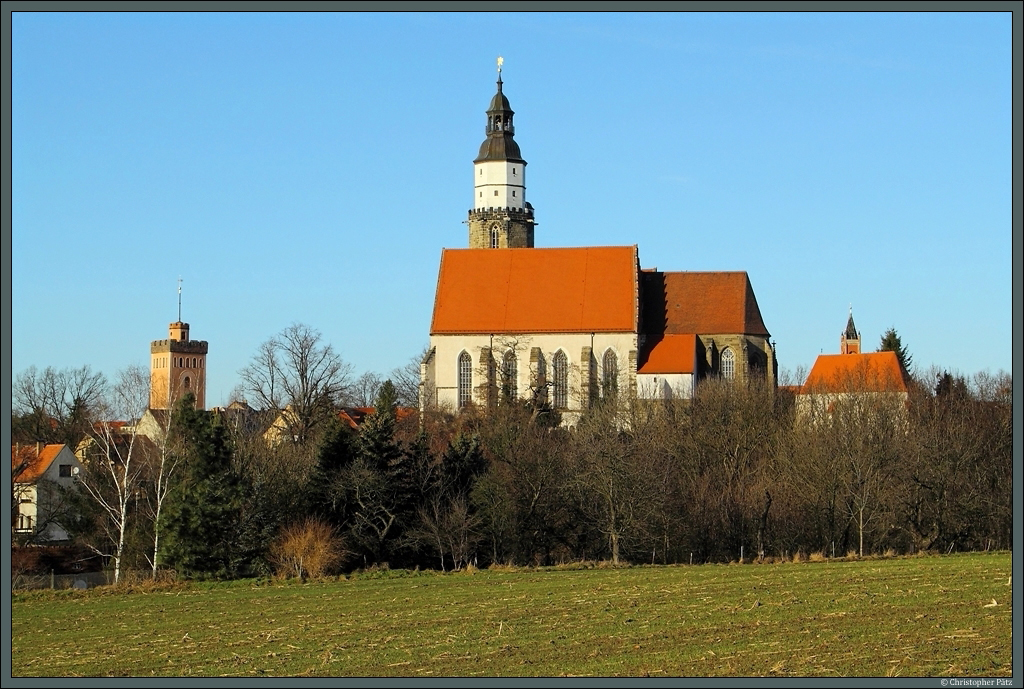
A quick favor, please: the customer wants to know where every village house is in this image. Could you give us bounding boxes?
[12,443,84,542]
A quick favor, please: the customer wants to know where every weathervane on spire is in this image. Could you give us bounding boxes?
[178,277,183,322]
[497,56,503,74]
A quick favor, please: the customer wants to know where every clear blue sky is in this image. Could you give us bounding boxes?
[12,12,1013,406]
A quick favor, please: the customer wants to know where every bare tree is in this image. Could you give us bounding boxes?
[78,365,150,585]
[239,324,353,447]
[13,365,107,446]
[390,346,430,409]
[141,405,183,578]
[351,372,384,408]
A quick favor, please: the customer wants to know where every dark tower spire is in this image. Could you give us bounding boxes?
[841,306,862,354]
[469,58,535,249]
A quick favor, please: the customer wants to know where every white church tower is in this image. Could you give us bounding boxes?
[468,58,536,248]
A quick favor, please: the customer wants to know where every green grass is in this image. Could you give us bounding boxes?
[11,553,1012,677]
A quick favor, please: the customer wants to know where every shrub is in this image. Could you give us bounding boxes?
[269,518,345,580]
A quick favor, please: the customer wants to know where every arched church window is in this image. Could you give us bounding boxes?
[602,349,618,398]
[184,376,191,390]
[458,351,472,409]
[490,225,500,248]
[721,348,735,380]
[552,350,568,410]
[502,350,518,402]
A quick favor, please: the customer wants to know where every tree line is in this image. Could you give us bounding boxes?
[11,325,1013,580]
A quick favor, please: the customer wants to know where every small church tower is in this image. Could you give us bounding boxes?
[840,307,861,355]
[468,58,536,249]
[150,281,209,410]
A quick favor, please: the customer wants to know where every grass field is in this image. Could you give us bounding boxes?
[11,553,1012,677]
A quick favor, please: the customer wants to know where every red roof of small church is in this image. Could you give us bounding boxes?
[637,334,697,374]
[801,351,910,394]
[12,444,66,484]
[641,271,770,337]
[430,247,639,334]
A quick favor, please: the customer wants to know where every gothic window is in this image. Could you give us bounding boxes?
[721,348,735,380]
[552,350,568,410]
[183,376,191,390]
[502,350,518,402]
[602,349,618,398]
[458,351,472,409]
[490,225,500,248]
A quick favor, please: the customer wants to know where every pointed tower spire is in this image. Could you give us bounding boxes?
[841,306,861,354]
[468,60,535,248]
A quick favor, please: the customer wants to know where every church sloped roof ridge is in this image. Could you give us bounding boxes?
[641,270,770,337]
[431,246,638,334]
[801,350,910,394]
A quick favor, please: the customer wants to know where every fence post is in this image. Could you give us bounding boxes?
[50,569,55,589]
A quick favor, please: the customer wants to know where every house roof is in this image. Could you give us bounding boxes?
[338,407,417,430]
[637,334,697,374]
[430,247,639,335]
[800,351,910,394]
[640,271,770,337]
[12,444,67,484]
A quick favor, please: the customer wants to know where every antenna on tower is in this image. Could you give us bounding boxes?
[177,277,182,322]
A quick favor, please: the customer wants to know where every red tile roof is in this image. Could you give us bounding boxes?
[12,444,66,484]
[637,334,697,374]
[801,351,910,394]
[431,247,639,334]
[641,271,770,337]
[337,407,417,430]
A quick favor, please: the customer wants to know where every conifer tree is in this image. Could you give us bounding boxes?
[161,395,246,579]
[878,327,913,372]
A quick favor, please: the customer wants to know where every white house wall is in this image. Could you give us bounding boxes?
[636,373,694,400]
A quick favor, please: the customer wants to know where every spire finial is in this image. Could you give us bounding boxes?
[177,277,182,322]
[497,55,503,75]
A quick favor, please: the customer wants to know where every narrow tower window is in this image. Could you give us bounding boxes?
[552,351,568,410]
[502,350,518,402]
[458,351,473,409]
[602,349,618,398]
[490,225,500,248]
[721,348,735,380]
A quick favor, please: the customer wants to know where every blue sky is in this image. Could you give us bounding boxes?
[12,12,1012,406]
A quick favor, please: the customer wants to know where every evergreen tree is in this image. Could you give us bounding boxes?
[161,395,247,579]
[344,380,418,566]
[878,327,913,372]
[305,415,358,527]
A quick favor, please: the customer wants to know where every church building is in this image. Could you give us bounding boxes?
[421,67,776,420]
[795,310,911,419]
